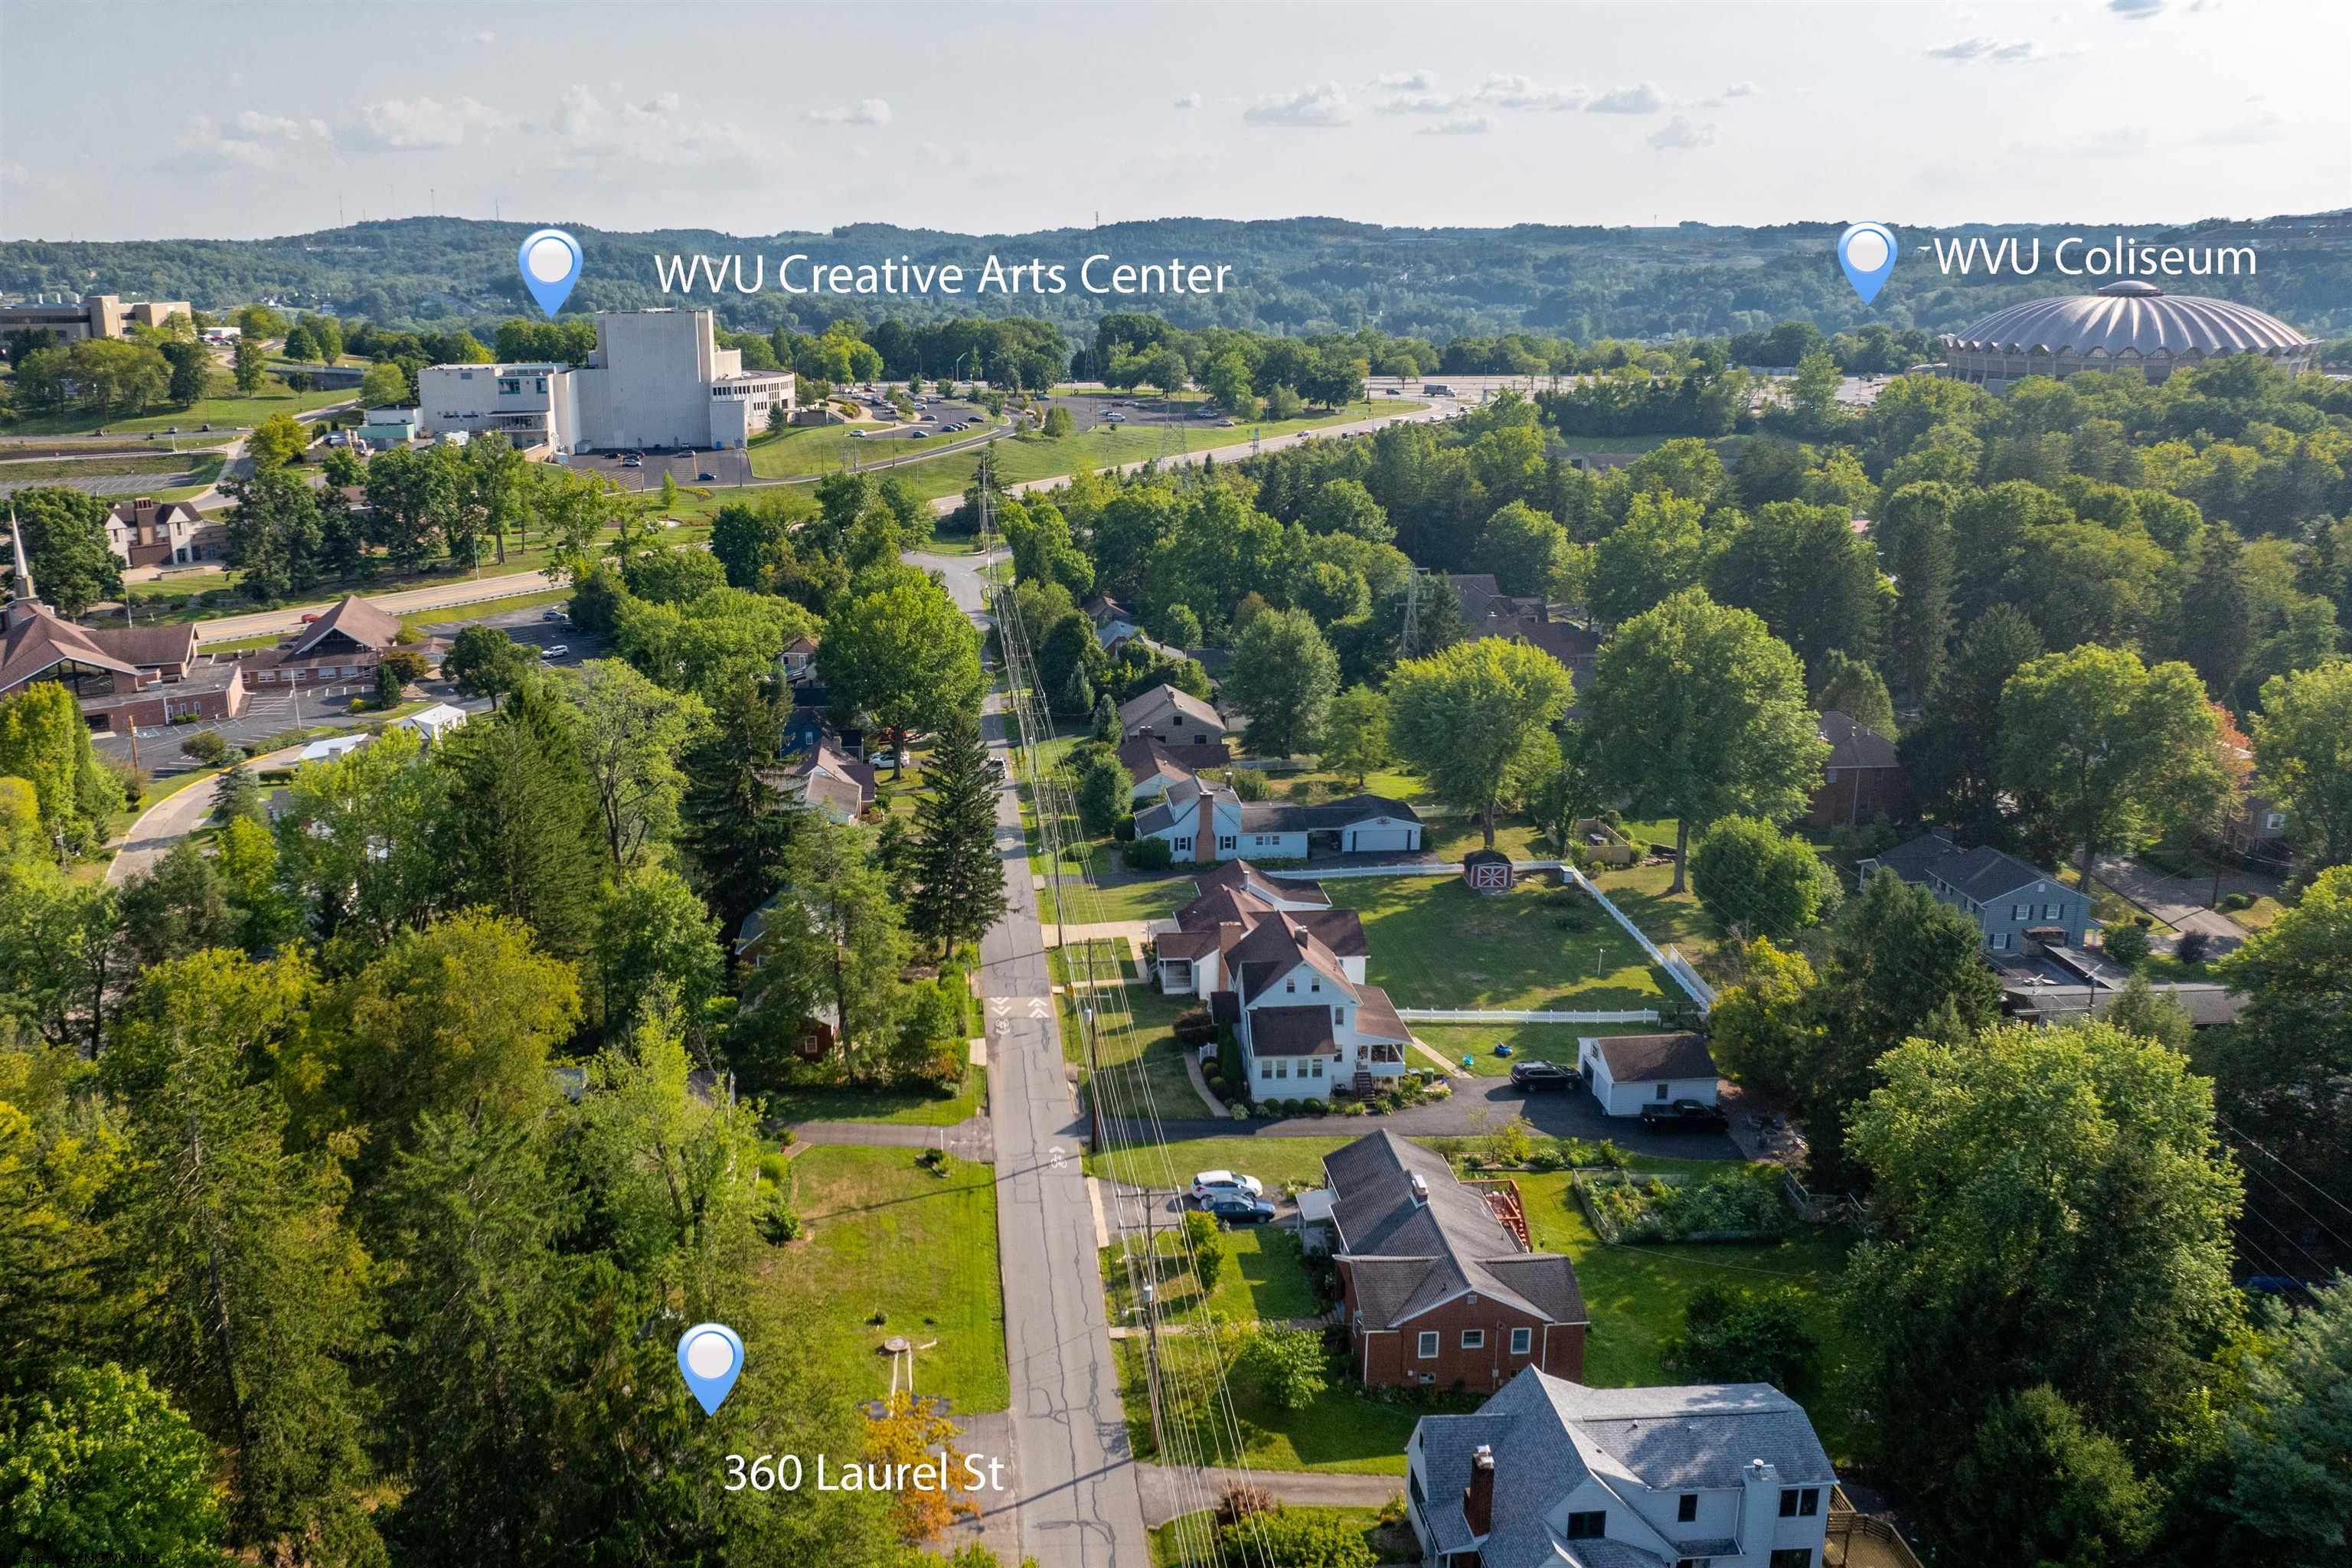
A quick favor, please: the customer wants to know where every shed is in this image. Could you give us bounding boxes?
[1462,848,1513,896]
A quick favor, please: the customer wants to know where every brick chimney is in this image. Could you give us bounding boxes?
[1462,1444,1495,1536]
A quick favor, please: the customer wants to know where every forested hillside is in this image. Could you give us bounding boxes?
[5,210,2347,342]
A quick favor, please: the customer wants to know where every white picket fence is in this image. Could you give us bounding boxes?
[1662,946,1717,1008]
[1563,865,1715,1015]
[1396,1008,1661,1024]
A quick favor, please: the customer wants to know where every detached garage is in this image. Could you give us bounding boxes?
[1578,1031,1721,1118]
[1341,815,1419,853]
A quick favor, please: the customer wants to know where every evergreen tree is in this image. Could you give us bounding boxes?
[1884,482,1958,705]
[739,813,910,1083]
[433,681,603,956]
[211,746,262,826]
[681,684,792,938]
[2180,524,2252,701]
[100,951,384,1564]
[907,708,1007,952]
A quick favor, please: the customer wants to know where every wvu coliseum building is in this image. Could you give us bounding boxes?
[1938,279,2317,391]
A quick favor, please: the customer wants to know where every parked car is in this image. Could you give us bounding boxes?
[621,456,643,469]
[1188,1170,1263,1204]
[540,609,567,622]
[1639,1099,1730,1132]
[541,644,570,660]
[1204,1195,1278,1227]
[696,471,716,482]
[298,612,322,624]
[849,429,867,438]
[1510,1060,1578,1093]
[907,430,929,439]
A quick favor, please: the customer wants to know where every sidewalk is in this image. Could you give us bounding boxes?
[1132,1465,1400,1527]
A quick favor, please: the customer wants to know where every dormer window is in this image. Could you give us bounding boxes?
[1285,978,1295,993]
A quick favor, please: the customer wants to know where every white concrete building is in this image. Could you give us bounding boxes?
[1577,1032,1721,1117]
[416,309,793,456]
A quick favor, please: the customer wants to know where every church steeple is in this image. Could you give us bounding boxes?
[5,507,47,630]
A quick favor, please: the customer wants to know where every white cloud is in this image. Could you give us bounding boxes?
[469,29,496,43]
[1173,92,1201,110]
[346,95,504,151]
[1723,82,1757,99]
[805,97,891,126]
[2108,0,2164,18]
[1924,37,2053,61]
[1374,70,1435,90]
[1376,92,1465,116]
[1243,83,1353,128]
[2200,110,2282,145]
[2076,126,2151,157]
[541,85,758,168]
[1586,82,1666,114]
[1475,74,1585,111]
[158,114,296,174]
[1417,116,1494,137]
[1647,116,1715,150]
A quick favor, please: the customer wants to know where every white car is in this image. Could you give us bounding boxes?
[1189,1170,1264,1204]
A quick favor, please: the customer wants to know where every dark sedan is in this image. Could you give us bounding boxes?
[1202,1195,1278,1227]
[1640,1098,1730,1132]
[1510,1060,1579,1093]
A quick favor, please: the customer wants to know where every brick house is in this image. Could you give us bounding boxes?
[1322,1132,1587,1391]
[2,532,244,730]
[237,594,403,691]
[1803,710,1908,829]
[1116,681,1226,748]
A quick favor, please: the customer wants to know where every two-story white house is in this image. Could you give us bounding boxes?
[1149,862,1413,1100]
[1406,1367,1838,1568]
[1135,775,1424,862]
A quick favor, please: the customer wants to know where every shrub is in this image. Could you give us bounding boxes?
[1586,1165,1785,1241]
[1172,1008,1217,1045]
[2220,891,2254,911]
[1122,836,1174,871]
[2174,929,2211,965]
[1229,767,1272,802]
[1221,1509,1374,1568]
[1240,1327,1330,1410]
[756,1184,801,1243]
[1342,1101,1367,1116]
[180,730,229,766]
[758,1152,789,1184]
[1214,1484,1276,1527]
[1659,1282,1821,1398]
[2102,923,2151,967]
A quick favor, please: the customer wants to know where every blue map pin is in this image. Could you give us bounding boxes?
[518,227,583,316]
[1836,223,1898,305]
[676,1321,744,1415]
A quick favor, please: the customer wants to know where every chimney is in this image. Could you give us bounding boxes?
[1409,1171,1430,1207]
[1462,1444,1495,1537]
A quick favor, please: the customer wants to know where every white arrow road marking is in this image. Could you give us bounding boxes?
[1027,998,1050,1018]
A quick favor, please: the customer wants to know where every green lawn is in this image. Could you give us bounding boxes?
[1054,958,1205,1119]
[1514,1169,1863,1462]
[0,452,217,481]
[1415,1022,1661,1078]
[1151,1506,1415,1566]
[1102,1223,1320,1325]
[3,383,353,436]
[764,1145,1008,1413]
[1328,876,1668,1013]
[746,418,936,479]
[1590,856,1715,965]
[1089,1136,1353,1194]
[766,1062,984,1127]
[1115,1338,1423,1475]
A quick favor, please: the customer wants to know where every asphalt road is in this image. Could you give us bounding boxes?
[923,544,1152,1568]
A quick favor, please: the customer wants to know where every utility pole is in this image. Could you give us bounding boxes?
[1138,1184,1169,1455]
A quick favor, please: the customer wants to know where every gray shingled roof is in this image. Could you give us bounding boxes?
[1815,709,1899,770]
[1589,1032,1717,1085]
[1237,792,1421,834]
[1870,831,2070,904]
[1413,1367,1834,1568]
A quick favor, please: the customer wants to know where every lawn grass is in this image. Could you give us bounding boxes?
[1053,957,1204,1119]
[746,418,928,479]
[3,383,352,436]
[1115,1338,1423,1476]
[2224,895,2286,933]
[1102,1223,1320,1326]
[1414,1022,1661,1078]
[0,452,217,481]
[1591,857,1715,963]
[1326,876,1668,1012]
[762,1145,1007,1412]
[1090,1136,1353,1194]
[1513,1168,1862,1462]
[766,1062,984,1128]
[1150,1505,1414,1566]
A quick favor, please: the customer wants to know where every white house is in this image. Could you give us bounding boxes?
[1577,1032,1720,1117]
[1117,733,1230,804]
[390,702,470,744]
[1155,862,1366,997]
[1407,1367,1837,1568]
[1135,776,1423,862]
[777,743,877,824]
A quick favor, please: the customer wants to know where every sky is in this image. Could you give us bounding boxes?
[2,0,2347,241]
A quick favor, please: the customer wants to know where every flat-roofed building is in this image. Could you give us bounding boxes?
[0,293,191,343]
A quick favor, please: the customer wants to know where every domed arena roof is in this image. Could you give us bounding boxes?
[1944,280,2311,358]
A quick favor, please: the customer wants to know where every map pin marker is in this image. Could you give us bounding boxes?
[518,227,583,317]
[676,1322,744,1415]
[1836,222,1898,305]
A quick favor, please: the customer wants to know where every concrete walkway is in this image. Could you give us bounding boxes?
[1182,1050,1231,1117]
[1132,1466,1401,1527]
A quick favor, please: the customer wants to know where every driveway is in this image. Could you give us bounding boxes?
[106,737,311,885]
[2090,851,2266,956]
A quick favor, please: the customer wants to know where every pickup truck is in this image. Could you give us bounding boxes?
[1639,1099,1730,1132]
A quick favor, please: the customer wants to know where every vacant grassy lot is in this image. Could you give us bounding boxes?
[746,418,923,479]
[5,383,353,436]
[1328,876,1668,1013]
[0,452,213,481]
[762,1145,1007,1413]
[1102,1223,1320,1326]
[766,1062,984,1128]
[1090,1135,1354,1194]
[1514,1168,1861,1461]
[1151,1506,1415,1566]
[1116,1338,1422,1476]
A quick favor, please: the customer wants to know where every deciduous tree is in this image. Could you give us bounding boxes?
[1387,637,1573,848]
[1223,607,1339,759]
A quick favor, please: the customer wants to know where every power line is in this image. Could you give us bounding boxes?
[2217,1116,2352,1227]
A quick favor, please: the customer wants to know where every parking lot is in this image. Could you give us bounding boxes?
[560,392,1000,491]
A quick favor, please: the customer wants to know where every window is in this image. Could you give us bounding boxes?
[1309,979,1321,993]
[1460,1329,1485,1350]
[1173,838,1191,854]
[1990,932,2010,951]
[2043,902,2062,919]
[1656,1082,1671,1100]
[1510,1327,1531,1355]
[1416,1331,1438,1358]
[1310,1059,1324,1078]
[1273,1059,1289,1080]
[1218,835,1236,852]
[1678,1493,1698,1523]
[1565,1511,1604,1539]
[1824,767,1838,782]
[1779,1488,1819,1518]
[1285,978,1296,994]
[1333,1007,1346,1027]
[2013,903,2029,920]
[1768,1553,1815,1568]
[2266,812,2287,831]
[498,378,521,394]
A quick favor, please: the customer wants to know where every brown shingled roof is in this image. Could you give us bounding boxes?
[283,595,402,657]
